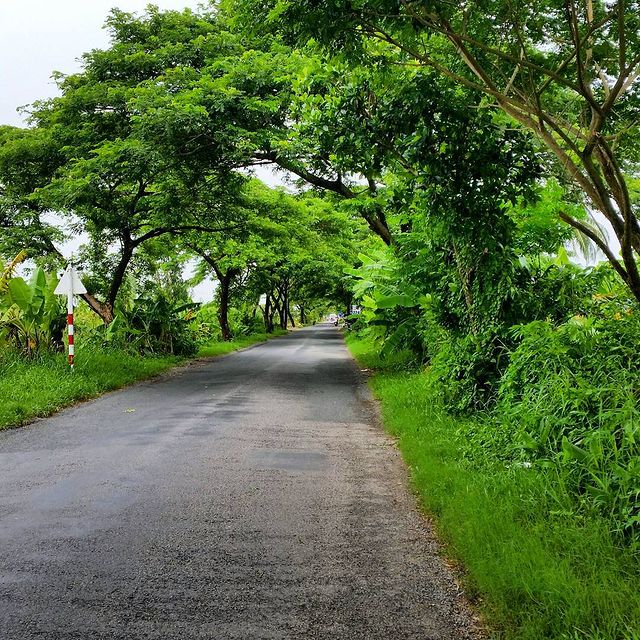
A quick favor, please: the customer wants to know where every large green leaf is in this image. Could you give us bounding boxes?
[375,293,418,309]
[105,314,124,342]
[562,437,589,463]
[7,277,33,311]
[30,267,47,297]
[29,267,47,316]
[380,319,414,358]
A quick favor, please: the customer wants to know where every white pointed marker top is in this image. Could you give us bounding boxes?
[54,265,87,295]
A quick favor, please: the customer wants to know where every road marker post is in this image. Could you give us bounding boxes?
[54,265,87,369]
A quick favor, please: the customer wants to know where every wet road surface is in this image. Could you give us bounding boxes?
[0,324,480,639]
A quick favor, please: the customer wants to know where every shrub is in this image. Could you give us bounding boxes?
[0,266,65,356]
[426,328,510,413]
[228,305,265,337]
[97,295,200,356]
[498,314,640,544]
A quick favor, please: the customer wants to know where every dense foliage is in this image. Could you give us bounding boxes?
[1,3,639,638]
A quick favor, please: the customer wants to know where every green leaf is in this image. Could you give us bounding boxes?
[105,314,123,342]
[7,277,33,311]
[556,246,570,266]
[562,437,589,462]
[30,267,46,296]
[375,294,417,309]
[520,431,538,451]
[380,321,412,358]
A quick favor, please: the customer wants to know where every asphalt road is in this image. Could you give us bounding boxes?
[0,324,480,639]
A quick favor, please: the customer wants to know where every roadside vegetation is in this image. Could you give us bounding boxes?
[1,2,639,638]
[0,346,180,430]
[348,335,640,640]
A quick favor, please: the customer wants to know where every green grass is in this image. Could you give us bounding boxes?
[0,346,182,430]
[346,334,640,640]
[0,330,284,430]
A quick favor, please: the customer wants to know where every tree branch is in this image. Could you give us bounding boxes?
[254,151,355,198]
[558,210,627,282]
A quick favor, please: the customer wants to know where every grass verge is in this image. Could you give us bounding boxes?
[346,333,640,640]
[0,347,181,430]
[0,331,284,431]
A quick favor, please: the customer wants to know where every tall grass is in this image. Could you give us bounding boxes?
[347,334,640,640]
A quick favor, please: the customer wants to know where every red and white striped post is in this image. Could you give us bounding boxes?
[67,305,75,368]
[54,265,86,370]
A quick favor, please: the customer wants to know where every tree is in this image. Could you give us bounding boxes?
[41,137,241,322]
[229,0,640,300]
[0,126,65,263]
[200,181,369,333]
[0,7,284,323]
[260,56,542,332]
[185,195,256,341]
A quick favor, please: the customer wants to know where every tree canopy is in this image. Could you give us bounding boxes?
[227,0,640,299]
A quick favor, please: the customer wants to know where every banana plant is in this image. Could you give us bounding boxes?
[345,250,431,358]
[101,294,200,356]
[0,251,28,295]
[0,266,64,356]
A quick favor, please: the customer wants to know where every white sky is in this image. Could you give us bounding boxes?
[0,0,204,126]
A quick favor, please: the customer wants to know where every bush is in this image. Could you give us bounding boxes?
[426,328,510,413]
[228,305,265,337]
[95,295,200,356]
[347,334,640,640]
[498,313,640,544]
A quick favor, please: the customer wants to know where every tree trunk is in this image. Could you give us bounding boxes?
[263,293,274,333]
[80,292,114,325]
[80,237,135,325]
[451,241,478,334]
[106,239,134,319]
[217,273,233,341]
[271,296,281,331]
[188,247,237,341]
[344,293,353,318]
[271,286,286,331]
[279,281,289,330]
